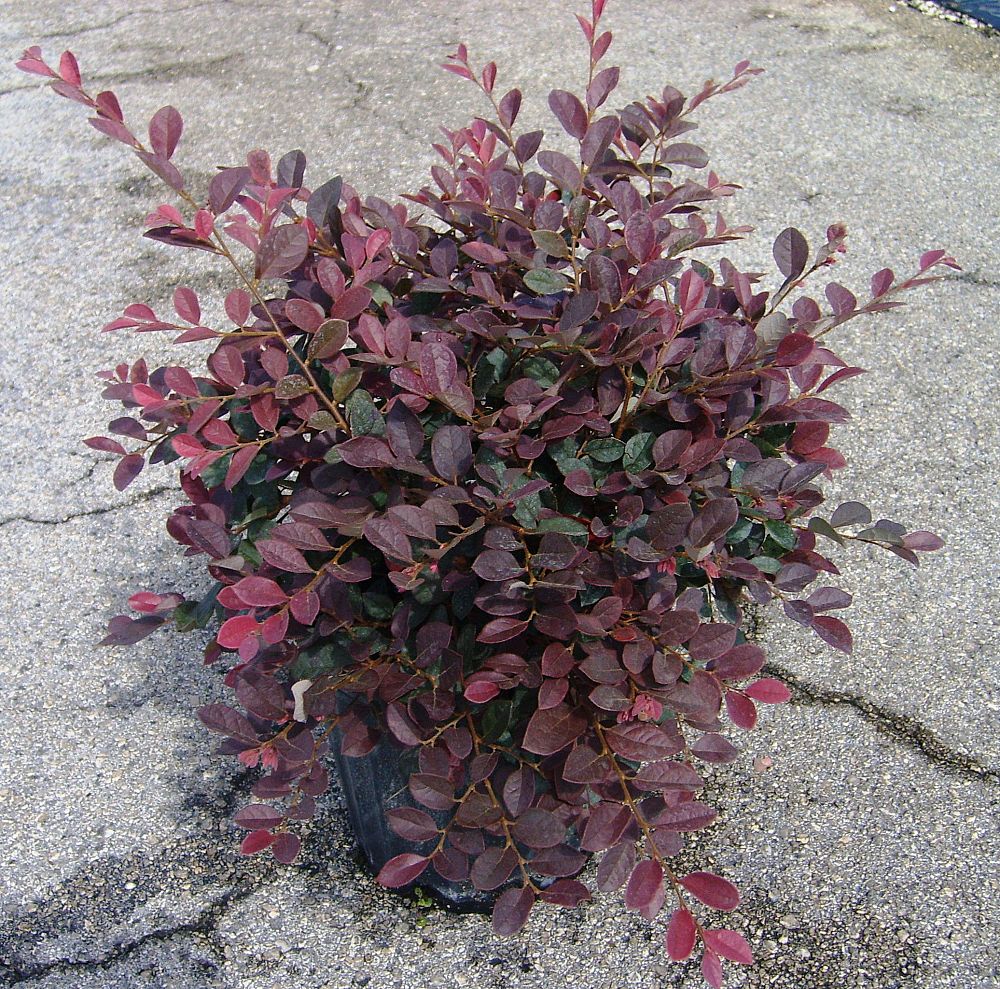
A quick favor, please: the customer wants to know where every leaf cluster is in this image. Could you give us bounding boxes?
[17,4,953,985]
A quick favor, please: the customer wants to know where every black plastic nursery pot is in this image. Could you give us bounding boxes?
[331,730,497,911]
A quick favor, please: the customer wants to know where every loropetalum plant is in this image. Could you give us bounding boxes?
[18,4,954,984]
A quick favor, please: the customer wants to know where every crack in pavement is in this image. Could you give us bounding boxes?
[765,661,1000,784]
[0,485,180,531]
[89,53,239,87]
[949,271,1000,290]
[33,12,136,39]
[1,887,248,985]
[0,773,266,984]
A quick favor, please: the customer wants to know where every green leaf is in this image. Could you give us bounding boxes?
[623,432,655,472]
[346,389,385,436]
[174,583,221,632]
[726,517,754,545]
[331,367,363,402]
[521,356,560,388]
[452,581,476,620]
[585,437,625,464]
[370,283,393,308]
[512,476,544,528]
[764,520,796,551]
[236,539,262,567]
[275,374,311,399]
[308,410,339,431]
[808,517,845,546]
[556,457,589,478]
[530,230,571,258]
[308,319,349,360]
[242,454,270,487]
[533,516,590,544]
[198,452,231,489]
[480,698,515,743]
[363,592,395,621]
[474,348,512,399]
[749,555,782,575]
[291,640,352,681]
[524,268,570,295]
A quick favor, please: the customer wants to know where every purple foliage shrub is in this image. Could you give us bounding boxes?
[18,3,952,984]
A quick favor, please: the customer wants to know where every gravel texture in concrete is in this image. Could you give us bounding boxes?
[0,2,997,988]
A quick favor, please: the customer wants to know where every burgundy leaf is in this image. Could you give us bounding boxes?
[387,807,439,842]
[702,950,724,989]
[812,615,853,653]
[84,436,126,455]
[563,743,606,784]
[472,549,524,582]
[257,224,310,280]
[502,765,536,818]
[336,437,394,469]
[257,539,314,574]
[744,678,791,704]
[650,801,718,832]
[271,832,301,864]
[531,844,587,878]
[477,617,529,644]
[665,907,697,961]
[148,106,182,159]
[492,886,535,936]
[624,859,665,920]
[197,704,258,745]
[679,871,741,911]
[235,805,284,830]
[217,614,259,649]
[690,733,740,765]
[522,704,587,756]
[364,517,413,562]
[462,241,507,264]
[431,425,472,482]
[586,65,620,110]
[709,643,766,681]
[386,702,423,745]
[232,576,287,607]
[512,808,565,849]
[420,343,458,394]
[704,929,754,965]
[539,878,591,907]
[548,89,588,139]
[470,845,518,891]
[377,853,430,888]
[624,213,655,262]
[725,691,758,729]
[408,774,454,811]
[773,226,808,280]
[596,841,636,892]
[240,829,275,855]
[634,760,704,791]
[209,166,250,213]
[99,614,163,646]
[330,284,371,321]
[903,530,944,552]
[661,142,708,167]
[208,346,245,388]
[113,453,144,491]
[465,679,501,704]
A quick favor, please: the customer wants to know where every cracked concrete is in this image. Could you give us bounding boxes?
[0,484,180,531]
[765,662,1000,785]
[0,1,997,987]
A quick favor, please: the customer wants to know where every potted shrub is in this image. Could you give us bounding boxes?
[16,3,952,984]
